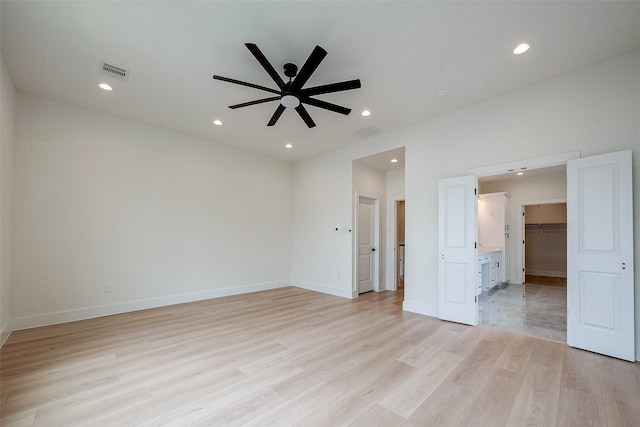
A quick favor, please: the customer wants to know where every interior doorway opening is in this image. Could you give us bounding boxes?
[395,200,405,298]
[477,166,568,342]
[351,146,405,298]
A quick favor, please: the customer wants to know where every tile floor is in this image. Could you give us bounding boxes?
[479,281,567,342]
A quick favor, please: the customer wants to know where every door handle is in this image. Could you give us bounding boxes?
[371,248,376,252]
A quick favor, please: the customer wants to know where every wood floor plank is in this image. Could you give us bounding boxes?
[349,403,406,426]
[300,360,414,426]
[493,332,536,377]
[446,336,506,389]
[561,346,604,396]
[0,287,635,426]
[596,353,640,426]
[244,382,342,426]
[379,350,462,418]
[454,365,521,426]
[556,386,608,427]
[505,361,562,427]
[403,380,476,426]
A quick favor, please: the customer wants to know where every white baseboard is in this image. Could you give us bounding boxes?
[402,300,438,318]
[11,281,289,331]
[293,281,353,299]
[526,270,567,278]
[1,320,11,348]
[636,345,640,362]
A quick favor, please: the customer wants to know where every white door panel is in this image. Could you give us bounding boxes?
[567,150,634,361]
[439,176,478,325]
[358,198,375,293]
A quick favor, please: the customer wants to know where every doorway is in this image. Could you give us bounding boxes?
[396,200,405,297]
[477,173,568,342]
[453,150,634,361]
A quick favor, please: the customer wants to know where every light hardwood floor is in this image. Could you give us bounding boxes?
[2,287,639,426]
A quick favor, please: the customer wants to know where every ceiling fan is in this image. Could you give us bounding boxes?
[213,43,361,128]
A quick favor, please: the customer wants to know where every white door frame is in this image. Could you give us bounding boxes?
[518,198,567,284]
[353,192,380,296]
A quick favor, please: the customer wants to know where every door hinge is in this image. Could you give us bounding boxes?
[475,188,477,195]
[475,242,477,249]
[523,240,525,244]
[475,295,477,303]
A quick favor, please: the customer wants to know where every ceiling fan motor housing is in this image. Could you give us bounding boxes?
[283,63,298,79]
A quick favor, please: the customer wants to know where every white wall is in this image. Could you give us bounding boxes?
[291,49,640,358]
[0,56,15,345]
[353,161,387,292]
[481,171,567,283]
[11,94,293,329]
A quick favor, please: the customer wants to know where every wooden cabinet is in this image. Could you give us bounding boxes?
[478,192,510,285]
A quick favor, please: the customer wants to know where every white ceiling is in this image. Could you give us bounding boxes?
[355,146,405,172]
[479,164,566,183]
[2,1,639,163]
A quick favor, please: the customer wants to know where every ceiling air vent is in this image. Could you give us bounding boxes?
[99,62,129,81]
[356,125,383,138]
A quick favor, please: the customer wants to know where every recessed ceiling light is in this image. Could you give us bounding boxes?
[390,158,398,163]
[516,172,525,175]
[213,119,223,126]
[285,143,293,149]
[98,83,112,91]
[513,43,530,55]
[361,110,371,117]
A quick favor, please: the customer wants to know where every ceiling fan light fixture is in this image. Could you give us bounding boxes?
[280,94,300,108]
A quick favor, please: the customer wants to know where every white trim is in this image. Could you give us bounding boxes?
[525,270,567,278]
[636,345,640,362]
[468,151,580,177]
[402,300,438,318]
[294,280,354,299]
[12,281,289,330]
[1,320,12,348]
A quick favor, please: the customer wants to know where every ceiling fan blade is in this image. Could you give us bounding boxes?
[295,104,316,128]
[229,96,280,109]
[302,79,361,97]
[303,98,351,115]
[213,75,281,95]
[290,45,327,92]
[267,104,286,126]
[245,43,286,90]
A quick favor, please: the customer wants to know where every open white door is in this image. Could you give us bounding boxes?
[567,150,634,361]
[438,175,478,325]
